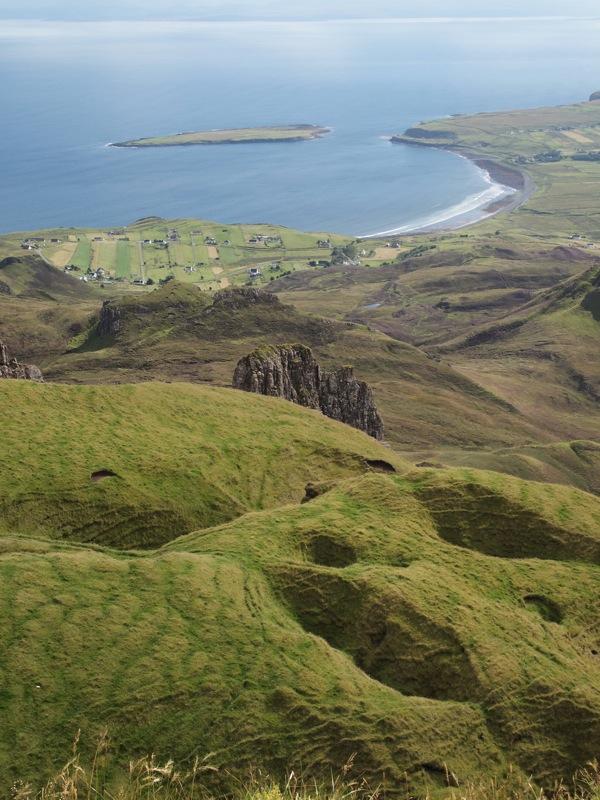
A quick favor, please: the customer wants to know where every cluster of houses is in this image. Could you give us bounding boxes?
[317,239,331,249]
[21,236,62,251]
[203,236,232,246]
[142,238,169,246]
[75,267,110,282]
[248,233,282,246]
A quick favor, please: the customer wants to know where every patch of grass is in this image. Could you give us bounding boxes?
[21,741,600,800]
[71,240,92,270]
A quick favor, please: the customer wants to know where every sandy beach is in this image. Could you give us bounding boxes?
[359,145,534,239]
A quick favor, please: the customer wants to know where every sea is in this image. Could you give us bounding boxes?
[1,15,600,235]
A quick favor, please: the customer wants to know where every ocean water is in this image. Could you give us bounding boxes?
[1,16,600,235]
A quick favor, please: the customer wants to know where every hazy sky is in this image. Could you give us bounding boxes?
[2,0,600,20]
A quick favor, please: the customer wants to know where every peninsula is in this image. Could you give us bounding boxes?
[111,124,330,148]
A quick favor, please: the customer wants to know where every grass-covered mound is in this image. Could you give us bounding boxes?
[0,380,599,792]
[0,380,405,548]
[166,470,600,785]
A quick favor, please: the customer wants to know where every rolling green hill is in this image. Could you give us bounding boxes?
[1,380,599,792]
[0,380,404,549]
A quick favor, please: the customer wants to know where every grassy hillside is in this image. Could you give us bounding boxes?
[1,381,599,790]
[0,380,405,548]
[43,282,548,453]
[439,266,600,445]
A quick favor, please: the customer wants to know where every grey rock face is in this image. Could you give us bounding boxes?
[319,365,384,441]
[97,300,122,337]
[0,341,43,381]
[233,344,321,409]
[233,344,384,439]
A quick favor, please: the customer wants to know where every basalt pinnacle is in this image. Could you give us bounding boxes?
[233,344,384,439]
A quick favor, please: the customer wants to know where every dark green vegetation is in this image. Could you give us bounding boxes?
[111,125,330,147]
[3,95,600,793]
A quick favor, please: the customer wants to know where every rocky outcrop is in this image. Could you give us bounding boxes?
[211,286,281,311]
[233,344,321,408]
[0,341,43,381]
[233,344,384,439]
[589,91,600,102]
[96,300,122,337]
[319,365,384,440]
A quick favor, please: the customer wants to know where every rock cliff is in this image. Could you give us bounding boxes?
[233,344,384,439]
[96,300,122,337]
[0,341,43,381]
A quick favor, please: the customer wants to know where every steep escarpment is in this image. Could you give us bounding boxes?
[233,344,384,439]
[0,340,43,381]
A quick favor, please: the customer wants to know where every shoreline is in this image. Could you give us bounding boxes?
[359,141,534,239]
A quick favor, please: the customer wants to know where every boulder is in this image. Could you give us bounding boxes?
[0,341,43,381]
[233,344,384,439]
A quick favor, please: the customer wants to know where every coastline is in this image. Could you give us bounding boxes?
[359,141,534,239]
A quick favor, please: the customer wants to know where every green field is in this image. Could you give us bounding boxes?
[0,218,348,290]
[111,124,330,148]
[70,239,92,270]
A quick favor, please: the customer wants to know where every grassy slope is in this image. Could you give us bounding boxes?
[1,411,599,790]
[167,470,600,785]
[0,380,406,549]
[44,282,546,452]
